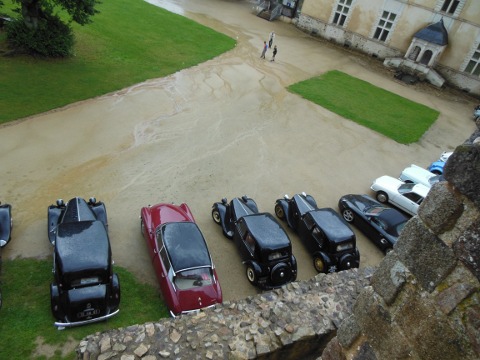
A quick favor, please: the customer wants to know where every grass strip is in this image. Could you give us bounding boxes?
[0,258,168,360]
[288,70,439,144]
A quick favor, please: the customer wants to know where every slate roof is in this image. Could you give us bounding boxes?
[414,19,448,46]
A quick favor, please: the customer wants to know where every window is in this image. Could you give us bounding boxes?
[374,11,396,42]
[465,44,480,76]
[440,0,460,15]
[333,0,352,27]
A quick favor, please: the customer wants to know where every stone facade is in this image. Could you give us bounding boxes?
[77,130,480,359]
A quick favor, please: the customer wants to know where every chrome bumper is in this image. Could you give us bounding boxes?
[54,309,119,329]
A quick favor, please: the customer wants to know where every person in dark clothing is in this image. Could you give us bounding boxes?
[271,45,277,62]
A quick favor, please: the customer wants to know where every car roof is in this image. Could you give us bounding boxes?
[56,220,110,275]
[243,213,291,249]
[309,208,355,242]
[161,222,211,272]
[376,208,409,227]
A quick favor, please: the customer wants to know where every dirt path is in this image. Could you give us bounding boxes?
[1,0,477,302]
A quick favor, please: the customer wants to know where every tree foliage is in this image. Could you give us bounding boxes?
[6,0,100,57]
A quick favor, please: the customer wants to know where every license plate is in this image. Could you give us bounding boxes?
[77,308,100,319]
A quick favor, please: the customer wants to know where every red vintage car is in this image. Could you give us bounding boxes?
[140,203,222,317]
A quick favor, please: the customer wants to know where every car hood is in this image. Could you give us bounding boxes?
[342,194,378,212]
[176,284,222,314]
[372,175,403,190]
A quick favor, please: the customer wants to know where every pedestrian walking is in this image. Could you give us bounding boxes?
[260,41,268,59]
[271,45,277,62]
[268,31,275,48]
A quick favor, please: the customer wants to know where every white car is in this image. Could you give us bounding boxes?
[399,164,444,188]
[370,175,430,216]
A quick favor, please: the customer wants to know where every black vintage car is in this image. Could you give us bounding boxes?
[0,201,12,309]
[212,196,297,289]
[48,197,120,328]
[338,194,409,254]
[275,193,359,273]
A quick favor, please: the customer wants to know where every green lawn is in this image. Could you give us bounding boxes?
[0,258,168,360]
[0,0,236,123]
[288,70,439,144]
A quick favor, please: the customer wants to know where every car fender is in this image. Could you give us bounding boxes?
[428,161,445,174]
[244,260,263,277]
[109,273,121,310]
[242,196,259,214]
[91,202,108,229]
[212,203,233,238]
[47,205,63,245]
[290,254,298,281]
[0,203,12,247]
[275,199,292,225]
[305,195,317,208]
[313,251,333,272]
[50,283,65,321]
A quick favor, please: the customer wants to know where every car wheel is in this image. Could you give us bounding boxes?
[339,254,355,270]
[313,256,327,273]
[431,170,442,175]
[271,262,291,285]
[274,204,285,220]
[246,265,257,285]
[376,191,388,203]
[385,247,393,255]
[342,209,354,223]
[212,209,221,225]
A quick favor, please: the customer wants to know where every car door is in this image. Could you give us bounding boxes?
[368,217,390,251]
[401,192,423,215]
[154,230,171,294]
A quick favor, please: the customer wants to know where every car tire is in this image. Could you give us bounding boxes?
[313,256,327,273]
[342,209,354,223]
[385,247,393,255]
[376,191,388,203]
[246,265,257,285]
[275,204,285,220]
[212,209,221,225]
[431,170,442,175]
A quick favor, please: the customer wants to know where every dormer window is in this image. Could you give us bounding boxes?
[440,0,460,15]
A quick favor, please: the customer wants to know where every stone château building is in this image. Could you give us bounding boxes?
[294,0,480,95]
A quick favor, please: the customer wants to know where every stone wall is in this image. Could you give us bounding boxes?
[77,268,374,359]
[322,128,480,360]
[77,130,480,359]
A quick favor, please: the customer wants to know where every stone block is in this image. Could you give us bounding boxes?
[395,217,456,292]
[337,315,361,349]
[320,337,347,360]
[453,220,480,281]
[352,342,377,360]
[371,252,407,305]
[444,142,480,209]
[354,287,413,359]
[418,182,463,234]
[395,287,472,360]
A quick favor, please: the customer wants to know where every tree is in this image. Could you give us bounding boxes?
[16,0,99,29]
[6,0,100,56]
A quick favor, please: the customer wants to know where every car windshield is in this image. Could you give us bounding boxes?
[174,267,213,290]
[398,183,415,193]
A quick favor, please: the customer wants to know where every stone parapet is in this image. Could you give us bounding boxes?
[77,268,374,359]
